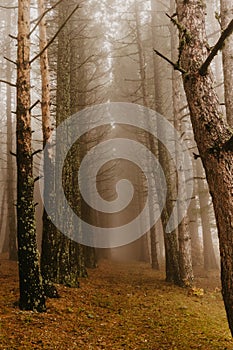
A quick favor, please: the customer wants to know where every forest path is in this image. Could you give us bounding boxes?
[0,256,232,349]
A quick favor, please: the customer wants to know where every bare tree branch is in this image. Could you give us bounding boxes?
[32,150,42,157]
[199,19,233,76]
[29,0,64,37]
[0,5,18,9]
[30,3,80,64]
[29,99,40,111]
[10,151,17,157]
[4,56,17,65]
[34,175,43,183]
[0,80,16,87]
[9,34,17,40]
[153,49,186,74]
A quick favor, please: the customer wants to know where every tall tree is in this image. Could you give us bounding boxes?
[151,0,182,286]
[54,0,87,286]
[167,0,233,335]
[170,0,193,285]
[16,0,45,311]
[220,0,233,126]
[6,9,17,260]
[69,5,97,270]
[196,160,218,270]
[188,186,203,267]
[37,0,59,297]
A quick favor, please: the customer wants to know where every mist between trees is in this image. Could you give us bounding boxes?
[0,0,233,342]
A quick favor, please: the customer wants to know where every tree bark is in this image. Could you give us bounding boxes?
[196,160,218,270]
[175,0,233,335]
[0,189,7,252]
[170,2,193,285]
[38,0,59,298]
[53,0,87,285]
[151,0,182,286]
[188,189,203,267]
[6,10,17,261]
[150,224,159,270]
[69,13,90,276]
[220,0,233,126]
[16,0,46,311]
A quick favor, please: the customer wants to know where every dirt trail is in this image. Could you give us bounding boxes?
[0,256,232,349]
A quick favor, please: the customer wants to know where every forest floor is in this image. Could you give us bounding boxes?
[0,254,232,350]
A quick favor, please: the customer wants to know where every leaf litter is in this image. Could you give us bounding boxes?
[0,255,232,349]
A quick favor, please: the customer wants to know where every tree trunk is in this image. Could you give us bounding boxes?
[53,0,87,285]
[84,246,97,269]
[175,0,233,335]
[188,190,203,267]
[16,0,46,311]
[0,189,7,253]
[150,224,159,270]
[134,0,147,107]
[170,4,193,285]
[151,0,182,285]
[196,160,218,270]
[6,11,17,260]
[157,139,181,285]
[220,0,233,126]
[69,17,90,277]
[38,0,59,298]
